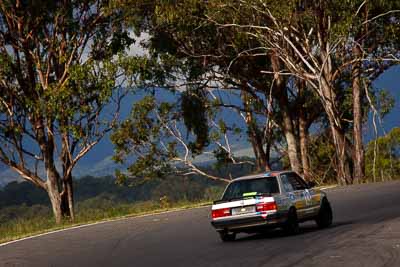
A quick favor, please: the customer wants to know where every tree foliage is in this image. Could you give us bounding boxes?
[111,0,400,185]
[181,89,210,154]
[366,127,400,181]
[0,0,131,223]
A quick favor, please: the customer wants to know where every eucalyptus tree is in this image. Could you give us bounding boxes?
[349,0,400,183]
[117,0,327,179]
[113,0,277,176]
[0,0,131,223]
[117,0,399,184]
[201,0,400,184]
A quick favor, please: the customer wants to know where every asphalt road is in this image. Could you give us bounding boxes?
[1,181,400,267]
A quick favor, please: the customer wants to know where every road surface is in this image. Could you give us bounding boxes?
[1,181,400,267]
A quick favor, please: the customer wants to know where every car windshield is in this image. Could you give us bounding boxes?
[222,177,280,201]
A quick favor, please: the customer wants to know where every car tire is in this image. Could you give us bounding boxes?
[316,198,333,228]
[219,231,236,242]
[283,208,300,235]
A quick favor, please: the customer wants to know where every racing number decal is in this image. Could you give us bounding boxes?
[304,189,312,201]
[295,191,306,209]
[288,192,304,209]
[303,189,313,207]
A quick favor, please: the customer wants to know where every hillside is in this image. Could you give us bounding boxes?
[0,162,259,224]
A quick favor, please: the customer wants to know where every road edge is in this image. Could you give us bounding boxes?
[0,202,212,248]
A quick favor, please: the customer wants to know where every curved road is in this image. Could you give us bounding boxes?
[1,181,400,267]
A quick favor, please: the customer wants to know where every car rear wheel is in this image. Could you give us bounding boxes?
[219,231,236,242]
[316,198,333,228]
[283,208,300,235]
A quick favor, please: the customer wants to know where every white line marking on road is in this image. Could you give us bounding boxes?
[318,185,338,190]
[0,204,211,248]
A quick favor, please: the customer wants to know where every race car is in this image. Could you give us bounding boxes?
[210,171,332,242]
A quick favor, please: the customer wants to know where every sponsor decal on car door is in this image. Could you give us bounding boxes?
[287,173,310,217]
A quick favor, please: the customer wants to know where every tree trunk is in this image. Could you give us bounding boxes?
[61,177,75,220]
[46,170,63,224]
[299,110,311,181]
[318,50,353,185]
[327,111,353,185]
[60,134,75,221]
[250,139,270,172]
[66,179,74,220]
[37,120,67,223]
[328,118,352,185]
[241,89,271,171]
[297,80,311,180]
[283,128,301,173]
[271,50,301,173]
[47,172,75,223]
[352,45,365,184]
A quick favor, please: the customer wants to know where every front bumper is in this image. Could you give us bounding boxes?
[211,212,287,232]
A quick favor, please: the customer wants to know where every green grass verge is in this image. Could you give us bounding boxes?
[0,200,212,245]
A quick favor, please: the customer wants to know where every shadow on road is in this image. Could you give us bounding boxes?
[233,208,400,243]
[234,220,354,242]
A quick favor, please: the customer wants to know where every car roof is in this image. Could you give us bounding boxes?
[232,170,293,182]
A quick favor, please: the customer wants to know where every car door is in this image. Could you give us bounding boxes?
[286,172,309,219]
[294,173,323,215]
[289,172,320,217]
[279,174,295,212]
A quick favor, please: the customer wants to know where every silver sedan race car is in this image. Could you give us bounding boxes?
[211,171,333,242]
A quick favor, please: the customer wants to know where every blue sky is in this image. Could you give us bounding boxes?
[366,65,400,141]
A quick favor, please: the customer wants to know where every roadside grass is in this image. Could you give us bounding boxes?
[0,199,212,245]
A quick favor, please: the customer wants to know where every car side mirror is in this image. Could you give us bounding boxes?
[307,181,317,188]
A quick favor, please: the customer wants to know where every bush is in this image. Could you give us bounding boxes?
[0,204,50,224]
